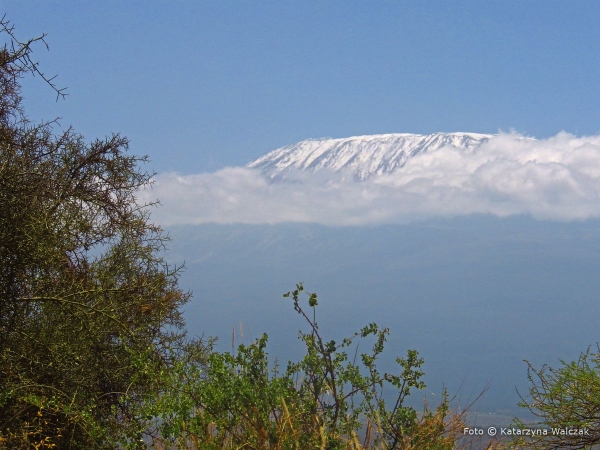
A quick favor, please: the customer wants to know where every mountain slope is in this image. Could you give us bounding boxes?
[247,132,492,180]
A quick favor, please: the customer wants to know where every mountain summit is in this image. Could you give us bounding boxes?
[248,132,492,180]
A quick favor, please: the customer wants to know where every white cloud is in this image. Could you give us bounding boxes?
[140,132,600,226]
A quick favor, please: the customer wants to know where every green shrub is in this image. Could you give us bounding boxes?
[513,346,600,449]
[133,284,466,449]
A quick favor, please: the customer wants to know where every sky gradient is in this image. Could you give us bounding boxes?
[4,1,600,175]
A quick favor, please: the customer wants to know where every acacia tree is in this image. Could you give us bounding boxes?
[0,18,195,448]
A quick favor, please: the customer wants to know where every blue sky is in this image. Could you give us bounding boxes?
[4,1,600,174]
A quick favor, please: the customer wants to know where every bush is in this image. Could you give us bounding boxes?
[135,284,467,449]
[513,345,600,449]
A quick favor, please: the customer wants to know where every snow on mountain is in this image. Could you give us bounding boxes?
[247,132,493,180]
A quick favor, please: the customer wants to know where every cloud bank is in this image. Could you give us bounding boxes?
[141,132,600,226]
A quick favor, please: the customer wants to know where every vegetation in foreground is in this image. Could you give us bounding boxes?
[131,283,476,449]
[1,17,599,449]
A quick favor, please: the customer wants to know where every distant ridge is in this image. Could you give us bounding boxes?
[248,132,493,180]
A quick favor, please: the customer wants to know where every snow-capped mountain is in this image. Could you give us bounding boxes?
[248,132,492,180]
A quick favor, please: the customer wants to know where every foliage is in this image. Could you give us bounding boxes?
[513,346,600,449]
[0,18,196,448]
[134,283,467,449]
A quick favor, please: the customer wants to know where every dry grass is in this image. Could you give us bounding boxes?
[145,397,513,450]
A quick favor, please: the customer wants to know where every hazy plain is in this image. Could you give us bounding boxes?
[164,215,600,417]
